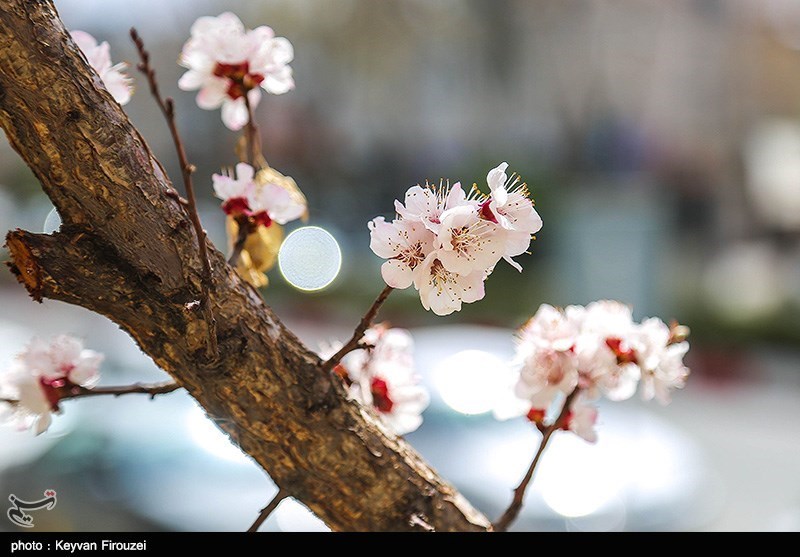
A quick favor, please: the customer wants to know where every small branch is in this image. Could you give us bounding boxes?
[247,488,289,532]
[243,93,263,167]
[130,28,218,361]
[492,388,581,532]
[2,381,182,406]
[68,381,182,401]
[228,214,255,267]
[321,285,394,373]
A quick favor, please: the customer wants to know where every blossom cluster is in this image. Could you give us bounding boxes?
[499,301,690,443]
[369,163,542,316]
[323,325,429,435]
[0,336,103,435]
[212,162,305,227]
[178,12,294,130]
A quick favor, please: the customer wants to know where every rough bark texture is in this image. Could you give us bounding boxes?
[0,0,490,532]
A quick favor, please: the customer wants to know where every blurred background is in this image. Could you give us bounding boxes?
[1,0,799,532]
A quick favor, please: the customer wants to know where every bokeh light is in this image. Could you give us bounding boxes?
[278,226,342,291]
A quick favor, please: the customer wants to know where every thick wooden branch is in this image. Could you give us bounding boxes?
[0,0,489,532]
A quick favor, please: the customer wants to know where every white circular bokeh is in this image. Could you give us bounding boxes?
[278,226,342,291]
[43,207,62,234]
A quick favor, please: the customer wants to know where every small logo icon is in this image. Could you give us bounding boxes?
[7,490,57,528]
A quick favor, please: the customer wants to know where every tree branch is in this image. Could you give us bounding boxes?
[492,389,580,532]
[129,28,218,360]
[247,488,289,533]
[322,285,394,373]
[2,382,181,406]
[0,0,489,532]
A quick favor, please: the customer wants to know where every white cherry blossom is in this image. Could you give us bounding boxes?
[1,336,104,434]
[369,217,435,289]
[565,395,598,443]
[413,252,486,316]
[71,31,133,105]
[480,162,542,271]
[513,304,580,408]
[635,318,690,404]
[394,181,475,234]
[327,325,429,435]
[178,13,294,130]
[213,163,304,226]
[437,205,505,275]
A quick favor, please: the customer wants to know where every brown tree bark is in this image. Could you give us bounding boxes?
[0,0,490,532]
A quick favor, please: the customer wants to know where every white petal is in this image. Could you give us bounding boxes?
[221,98,249,130]
[270,37,295,66]
[196,80,227,110]
[235,163,255,184]
[70,30,98,52]
[503,255,523,272]
[102,65,133,105]
[178,69,207,91]
[262,66,295,95]
[34,413,52,435]
[487,162,509,193]
[69,350,103,386]
[381,260,414,289]
[369,217,401,258]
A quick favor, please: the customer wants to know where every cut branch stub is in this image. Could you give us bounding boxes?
[0,0,490,532]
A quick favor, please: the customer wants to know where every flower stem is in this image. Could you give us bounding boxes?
[243,94,263,168]
[130,28,218,361]
[2,381,182,406]
[228,214,255,267]
[247,488,288,532]
[492,388,580,532]
[321,285,394,373]
[69,381,182,400]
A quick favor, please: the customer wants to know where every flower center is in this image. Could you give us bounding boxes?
[605,337,638,365]
[221,197,250,216]
[479,200,498,223]
[213,61,265,100]
[39,376,71,412]
[370,378,394,413]
[251,211,273,228]
[399,241,426,269]
[526,407,546,424]
[429,259,453,292]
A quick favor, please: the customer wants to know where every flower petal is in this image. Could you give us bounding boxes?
[381,260,414,289]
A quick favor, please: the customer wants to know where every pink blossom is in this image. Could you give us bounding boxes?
[394,181,475,234]
[480,162,542,271]
[564,395,599,443]
[326,325,429,435]
[369,163,540,314]
[212,163,305,226]
[178,13,294,130]
[496,301,689,443]
[513,304,580,408]
[1,335,104,434]
[413,252,486,316]
[635,318,690,404]
[71,31,133,105]
[368,217,434,289]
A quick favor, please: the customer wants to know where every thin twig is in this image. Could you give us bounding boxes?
[321,285,394,373]
[228,214,255,267]
[130,28,218,360]
[492,388,581,532]
[2,381,182,406]
[247,488,289,532]
[69,381,182,400]
[243,93,263,167]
